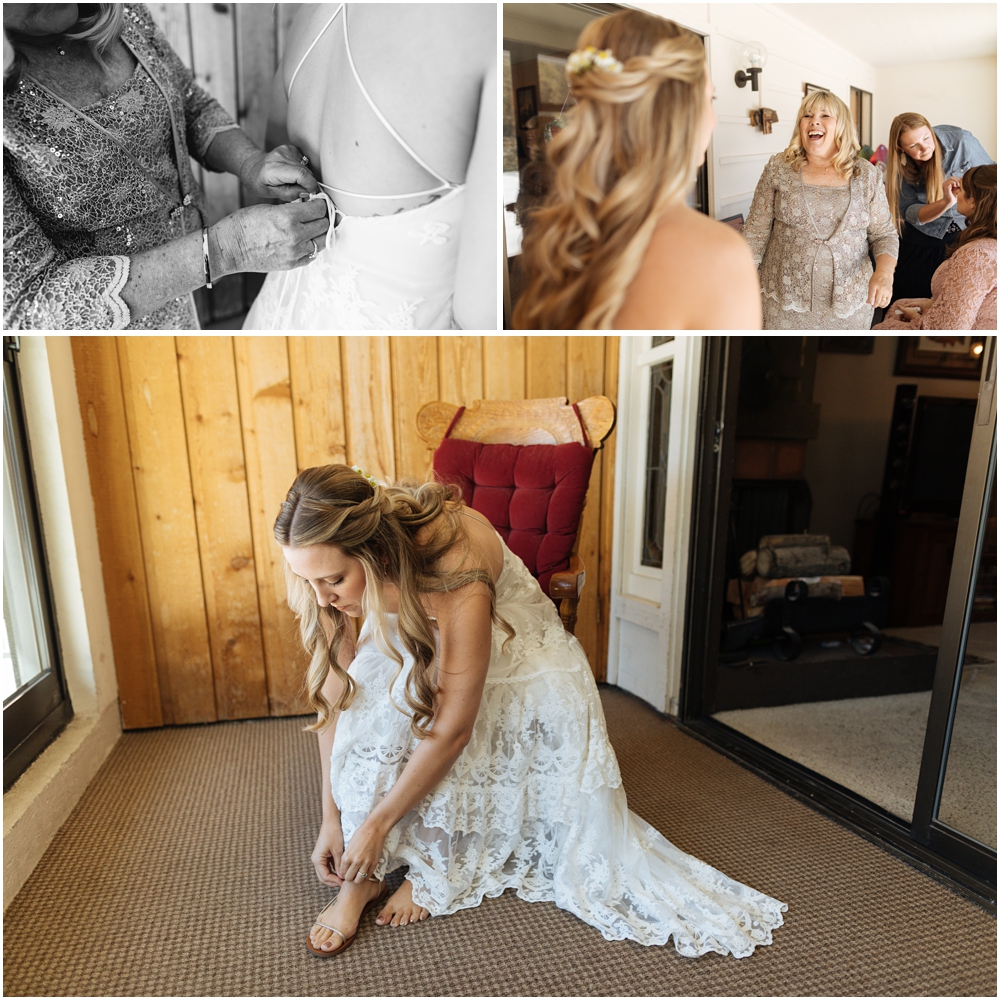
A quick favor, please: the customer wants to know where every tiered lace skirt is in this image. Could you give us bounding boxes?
[329,597,786,957]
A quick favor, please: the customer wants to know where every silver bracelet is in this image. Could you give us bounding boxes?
[202,227,213,290]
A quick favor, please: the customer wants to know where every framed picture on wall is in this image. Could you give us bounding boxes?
[721,214,744,233]
[804,82,828,95]
[894,336,986,380]
[516,85,538,129]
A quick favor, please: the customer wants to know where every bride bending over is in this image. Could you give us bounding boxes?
[277,466,786,958]
[514,9,760,330]
[244,3,494,331]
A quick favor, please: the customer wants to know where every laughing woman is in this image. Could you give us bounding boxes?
[742,89,899,329]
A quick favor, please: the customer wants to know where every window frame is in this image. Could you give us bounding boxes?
[3,337,72,791]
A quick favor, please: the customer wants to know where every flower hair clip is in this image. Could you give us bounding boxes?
[566,46,623,76]
[351,465,379,488]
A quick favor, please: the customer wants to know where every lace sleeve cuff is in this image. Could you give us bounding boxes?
[194,122,242,167]
[107,255,132,329]
[869,234,899,260]
[5,255,133,331]
[185,84,240,162]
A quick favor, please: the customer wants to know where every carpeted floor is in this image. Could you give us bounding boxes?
[713,624,997,847]
[3,687,995,997]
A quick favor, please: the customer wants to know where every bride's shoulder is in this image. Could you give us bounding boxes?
[415,504,503,584]
[616,205,761,330]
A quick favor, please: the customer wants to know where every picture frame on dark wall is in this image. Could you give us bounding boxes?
[894,336,986,380]
[516,85,538,129]
[819,337,875,354]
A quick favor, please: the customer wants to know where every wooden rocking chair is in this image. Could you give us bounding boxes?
[415,396,616,633]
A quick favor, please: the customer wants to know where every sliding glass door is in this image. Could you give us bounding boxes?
[681,337,996,906]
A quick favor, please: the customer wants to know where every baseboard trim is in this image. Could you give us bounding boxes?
[3,701,121,910]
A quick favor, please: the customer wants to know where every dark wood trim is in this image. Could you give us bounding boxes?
[680,336,740,720]
[681,716,996,911]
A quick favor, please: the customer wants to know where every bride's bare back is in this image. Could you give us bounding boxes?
[614,202,763,330]
[273,3,491,219]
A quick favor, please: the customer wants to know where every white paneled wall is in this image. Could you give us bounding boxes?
[873,56,997,161]
[635,4,876,224]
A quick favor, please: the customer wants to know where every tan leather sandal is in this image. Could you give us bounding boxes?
[306,878,390,957]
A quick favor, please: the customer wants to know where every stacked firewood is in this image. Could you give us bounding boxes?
[727,534,862,619]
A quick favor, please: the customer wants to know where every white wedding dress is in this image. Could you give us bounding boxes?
[244,4,464,331]
[330,535,787,957]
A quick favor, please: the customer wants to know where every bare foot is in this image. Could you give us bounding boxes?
[376,878,430,926]
[310,878,383,953]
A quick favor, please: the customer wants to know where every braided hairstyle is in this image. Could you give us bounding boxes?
[947,163,996,258]
[274,465,513,738]
[514,9,708,330]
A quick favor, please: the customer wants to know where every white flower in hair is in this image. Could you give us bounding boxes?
[351,465,379,487]
[567,45,623,75]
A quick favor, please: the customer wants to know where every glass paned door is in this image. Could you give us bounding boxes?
[912,336,997,878]
[936,471,996,849]
[642,362,673,567]
[3,338,71,789]
[681,336,996,903]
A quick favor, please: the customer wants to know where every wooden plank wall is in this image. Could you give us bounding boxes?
[147,3,302,323]
[72,336,619,730]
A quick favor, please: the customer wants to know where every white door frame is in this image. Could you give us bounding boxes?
[607,335,703,715]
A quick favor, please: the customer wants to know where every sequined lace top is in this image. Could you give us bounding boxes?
[3,3,239,330]
[742,155,899,320]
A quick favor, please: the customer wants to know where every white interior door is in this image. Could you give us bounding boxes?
[607,336,703,714]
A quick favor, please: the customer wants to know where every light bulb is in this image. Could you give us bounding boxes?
[741,42,768,70]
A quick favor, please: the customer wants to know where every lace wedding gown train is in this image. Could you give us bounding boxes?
[330,537,787,957]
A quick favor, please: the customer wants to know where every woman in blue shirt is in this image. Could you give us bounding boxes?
[886,113,994,301]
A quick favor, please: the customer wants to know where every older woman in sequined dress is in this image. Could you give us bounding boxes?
[3,3,329,330]
[742,90,898,330]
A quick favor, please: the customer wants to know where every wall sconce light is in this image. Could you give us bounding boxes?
[750,108,779,134]
[735,41,768,91]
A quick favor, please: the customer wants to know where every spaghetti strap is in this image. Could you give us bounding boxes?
[340,5,457,188]
[287,3,344,96]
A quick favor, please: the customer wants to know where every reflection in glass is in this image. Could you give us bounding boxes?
[937,471,997,848]
[641,361,672,567]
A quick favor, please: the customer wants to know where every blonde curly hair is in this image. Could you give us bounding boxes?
[783,90,861,179]
[274,465,513,739]
[513,9,708,330]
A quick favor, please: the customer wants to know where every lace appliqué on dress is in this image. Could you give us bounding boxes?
[408,221,450,245]
[329,540,787,956]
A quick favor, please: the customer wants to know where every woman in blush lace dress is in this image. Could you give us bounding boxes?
[275,466,786,959]
[243,3,494,331]
[876,164,996,330]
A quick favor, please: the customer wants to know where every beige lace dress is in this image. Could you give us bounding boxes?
[874,238,997,331]
[743,155,899,330]
[3,4,239,330]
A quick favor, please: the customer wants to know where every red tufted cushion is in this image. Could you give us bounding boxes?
[433,439,595,596]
